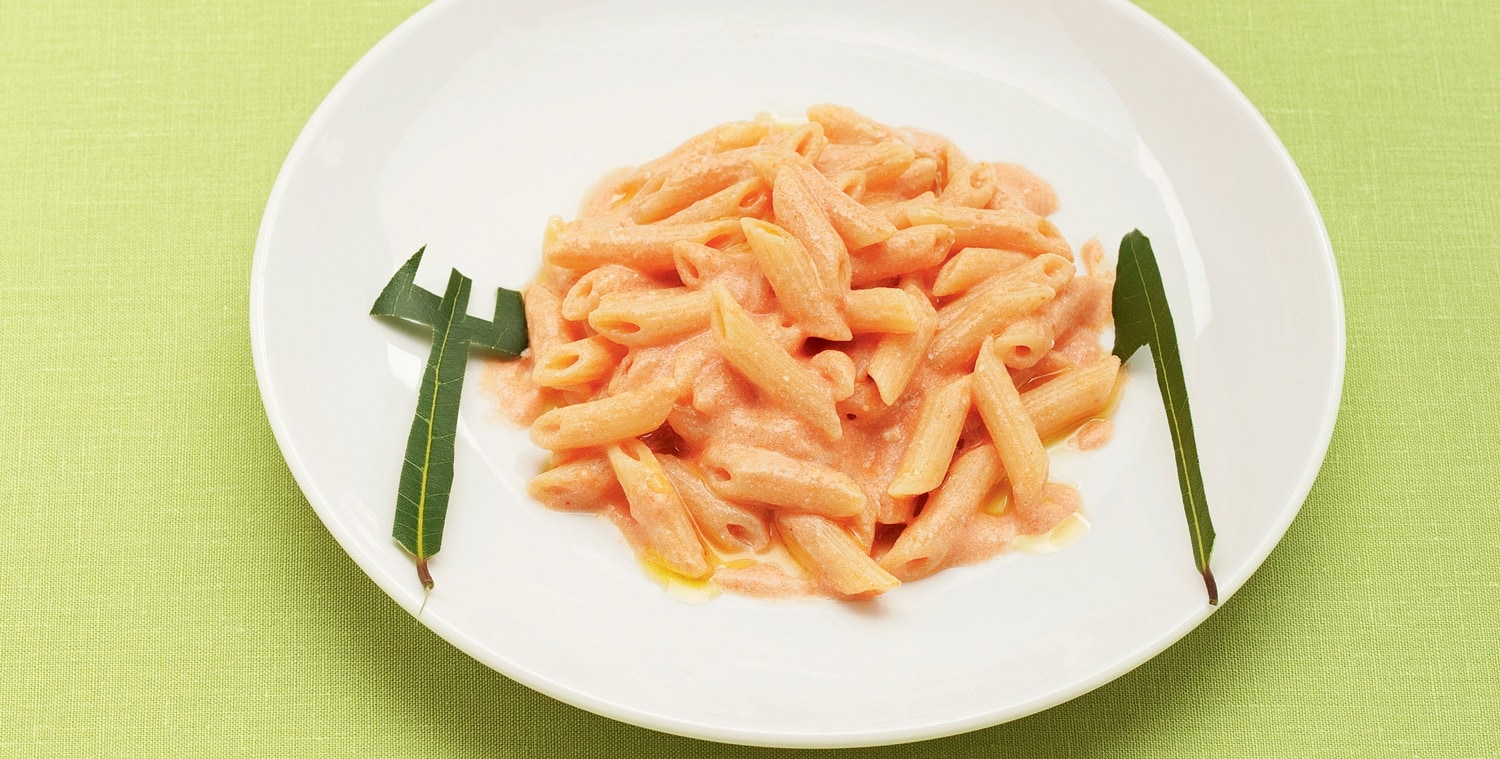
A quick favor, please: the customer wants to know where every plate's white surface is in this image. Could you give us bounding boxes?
[250,0,1343,748]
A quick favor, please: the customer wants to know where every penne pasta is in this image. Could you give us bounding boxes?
[531,335,621,389]
[888,375,973,496]
[806,103,896,144]
[527,453,619,512]
[894,156,941,198]
[1021,355,1121,441]
[777,512,900,598]
[530,379,679,450]
[546,218,743,273]
[988,161,1060,216]
[659,455,771,553]
[740,218,851,341]
[664,176,770,224]
[785,160,896,249]
[771,166,852,298]
[880,443,1003,581]
[709,285,843,440]
[510,109,1121,601]
[867,282,938,404]
[931,246,1033,297]
[588,287,713,347]
[850,224,955,287]
[905,204,1068,258]
[816,141,918,188]
[928,280,1055,369]
[701,443,866,519]
[523,282,581,377]
[972,337,1048,515]
[607,440,709,579]
[621,120,769,196]
[844,287,919,334]
[560,264,659,322]
[629,147,758,223]
[809,349,857,402]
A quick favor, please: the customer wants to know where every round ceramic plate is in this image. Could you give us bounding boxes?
[250,0,1343,748]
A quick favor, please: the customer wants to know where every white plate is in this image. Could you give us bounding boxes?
[250,0,1343,748]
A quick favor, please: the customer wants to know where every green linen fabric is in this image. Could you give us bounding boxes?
[2,1,1496,756]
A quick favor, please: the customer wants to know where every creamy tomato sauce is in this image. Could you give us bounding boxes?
[488,106,1120,600]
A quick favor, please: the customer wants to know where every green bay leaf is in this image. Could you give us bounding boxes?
[372,247,528,591]
[1113,230,1218,605]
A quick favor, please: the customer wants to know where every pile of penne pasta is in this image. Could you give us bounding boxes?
[508,104,1120,599]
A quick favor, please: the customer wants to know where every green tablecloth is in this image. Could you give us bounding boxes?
[3,1,1496,756]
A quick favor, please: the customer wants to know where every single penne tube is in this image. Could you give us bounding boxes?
[709,285,843,439]
[934,252,1069,322]
[665,405,714,449]
[1020,355,1121,440]
[893,156,940,198]
[830,170,866,200]
[938,160,999,208]
[877,492,918,525]
[659,454,771,553]
[849,498,879,554]
[897,126,950,162]
[739,218,851,341]
[621,120,769,195]
[931,247,1034,296]
[815,141,917,188]
[873,191,936,229]
[867,282,938,404]
[526,453,619,511]
[772,167,852,296]
[879,443,1003,581]
[628,147,758,223]
[850,224,955,286]
[843,287,919,334]
[531,335,620,389]
[672,241,775,312]
[1005,252,1077,292]
[806,103,895,144]
[776,512,900,598]
[607,440,709,579]
[664,176,770,224]
[701,443,865,518]
[774,120,830,163]
[560,264,658,321]
[809,349,857,402]
[991,318,1054,370]
[973,337,1048,515]
[987,161,1060,217]
[747,148,794,185]
[928,281,1055,369]
[887,375,973,496]
[905,204,1067,258]
[989,273,1092,368]
[545,218,742,273]
[588,287,713,346]
[671,240,717,289]
[935,141,971,186]
[530,379,679,450]
[523,283,579,368]
[786,161,896,249]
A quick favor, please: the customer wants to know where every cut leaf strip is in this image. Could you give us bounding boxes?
[372,247,528,591]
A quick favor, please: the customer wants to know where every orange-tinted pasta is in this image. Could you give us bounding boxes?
[499,106,1119,600]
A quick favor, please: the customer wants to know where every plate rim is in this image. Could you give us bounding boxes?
[248,0,1346,747]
